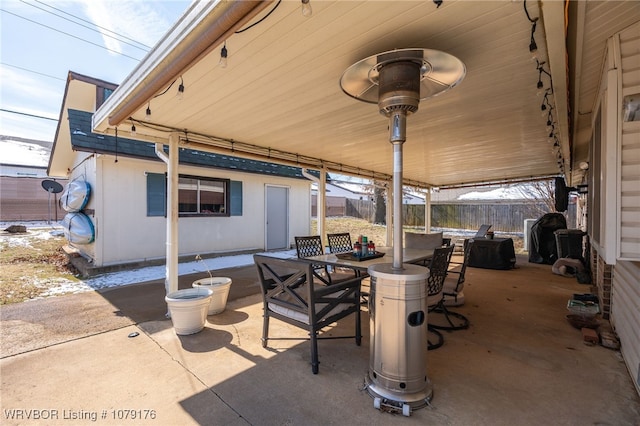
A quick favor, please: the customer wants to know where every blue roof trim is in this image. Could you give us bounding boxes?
[67,109,309,180]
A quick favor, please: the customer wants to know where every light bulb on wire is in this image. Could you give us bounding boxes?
[177,77,184,100]
[301,0,312,17]
[219,43,228,68]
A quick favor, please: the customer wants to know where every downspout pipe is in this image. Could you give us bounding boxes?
[155,134,180,316]
[424,188,431,232]
[302,168,326,247]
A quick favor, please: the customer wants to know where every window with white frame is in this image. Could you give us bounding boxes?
[179,175,229,215]
[146,173,243,217]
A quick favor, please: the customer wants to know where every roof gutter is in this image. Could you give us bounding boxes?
[94,0,273,129]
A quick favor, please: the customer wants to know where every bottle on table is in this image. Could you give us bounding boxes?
[353,241,362,257]
[368,241,375,255]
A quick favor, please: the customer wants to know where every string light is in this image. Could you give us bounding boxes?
[529,19,538,53]
[524,0,538,57]
[131,124,137,136]
[546,109,554,127]
[114,127,119,163]
[526,0,559,166]
[541,90,552,112]
[219,42,228,68]
[177,76,184,100]
[537,67,544,89]
[146,102,151,118]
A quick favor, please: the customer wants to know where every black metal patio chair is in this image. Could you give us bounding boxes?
[426,244,455,350]
[326,232,354,253]
[295,235,333,284]
[253,254,363,374]
[429,239,473,331]
[327,232,368,304]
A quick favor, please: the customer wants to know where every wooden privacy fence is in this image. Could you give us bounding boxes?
[429,202,577,231]
[0,176,67,222]
[315,197,577,233]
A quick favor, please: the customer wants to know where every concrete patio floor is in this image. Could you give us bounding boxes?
[1,253,639,425]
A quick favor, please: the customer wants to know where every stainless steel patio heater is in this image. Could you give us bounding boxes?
[340,48,465,415]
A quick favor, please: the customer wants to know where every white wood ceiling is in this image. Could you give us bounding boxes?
[94,0,640,189]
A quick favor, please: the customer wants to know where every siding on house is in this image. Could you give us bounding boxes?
[611,259,640,396]
[607,21,640,396]
[90,155,310,267]
[619,24,640,260]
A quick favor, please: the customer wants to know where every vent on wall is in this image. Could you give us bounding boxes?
[623,94,640,122]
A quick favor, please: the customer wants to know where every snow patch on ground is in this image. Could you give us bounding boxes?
[4,222,522,301]
[2,222,297,299]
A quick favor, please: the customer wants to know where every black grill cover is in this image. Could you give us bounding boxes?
[528,213,567,264]
[468,238,517,270]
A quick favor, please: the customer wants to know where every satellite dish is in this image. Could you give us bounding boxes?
[41,180,64,224]
[42,180,63,194]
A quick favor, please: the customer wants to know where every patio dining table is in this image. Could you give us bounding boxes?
[302,246,434,276]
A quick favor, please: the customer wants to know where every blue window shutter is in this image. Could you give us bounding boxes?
[147,173,166,217]
[230,180,243,216]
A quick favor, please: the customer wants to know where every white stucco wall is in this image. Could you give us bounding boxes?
[93,155,310,266]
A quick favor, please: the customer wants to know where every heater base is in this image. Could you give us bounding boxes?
[365,375,433,416]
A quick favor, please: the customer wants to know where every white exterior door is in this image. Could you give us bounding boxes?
[266,185,289,250]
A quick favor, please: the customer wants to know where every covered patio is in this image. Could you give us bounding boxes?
[82,0,639,405]
[1,253,639,424]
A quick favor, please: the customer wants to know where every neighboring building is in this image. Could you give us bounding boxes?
[312,180,424,217]
[311,182,364,217]
[49,72,311,269]
[0,136,66,222]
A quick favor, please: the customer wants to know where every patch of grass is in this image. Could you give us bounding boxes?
[0,219,525,306]
[0,230,78,304]
[312,217,390,246]
[312,217,525,253]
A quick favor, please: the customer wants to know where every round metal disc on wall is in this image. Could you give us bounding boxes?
[41,180,63,194]
[339,48,466,104]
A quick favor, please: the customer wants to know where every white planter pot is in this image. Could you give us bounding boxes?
[192,277,232,315]
[165,287,214,335]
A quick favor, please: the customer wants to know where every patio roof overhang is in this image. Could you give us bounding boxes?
[91,0,639,189]
[92,0,577,190]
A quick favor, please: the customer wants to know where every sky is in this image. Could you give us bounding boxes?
[0,0,193,142]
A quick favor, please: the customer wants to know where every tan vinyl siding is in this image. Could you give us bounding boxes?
[619,21,640,259]
[611,259,640,395]
[612,20,640,397]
